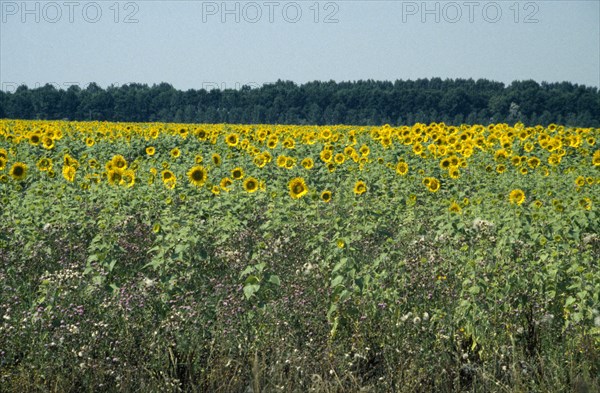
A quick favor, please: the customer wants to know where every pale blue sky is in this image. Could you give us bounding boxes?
[1,0,599,91]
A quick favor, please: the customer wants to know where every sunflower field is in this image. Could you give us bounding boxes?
[0,119,599,392]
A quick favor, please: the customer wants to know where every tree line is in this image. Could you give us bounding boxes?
[1,78,598,126]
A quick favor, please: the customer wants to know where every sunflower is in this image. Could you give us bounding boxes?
[321,190,332,203]
[253,155,266,168]
[289,177,308,199]
[449,168,460,179]
[231,167,244,180]
[575,176,586,187]
[243,176,259,193]
[320,150,332,163]
[592,150,600,166]
[36,157,52,172]
[146,146,156,156]
[527,156,540,169]
[353,180,367,195]
[161,169,176,184]
[548,154,561,166]
[42,137,55,149]
[449,201,462,214]
[225,133,239,147]
[276,156,287,167]
[301,157,314,170]
[195,128,208,141]
[164,179,176,189]
[359,145,370,156]
[120,169,136,188]
[395,162,409,176]
[319,128,332,140]
[494,149,509,162]
[334,153,345,165]
[509,189,526,205]
[212,153,222,166]
[178,127,188,139]
[440,158,451,170]
[62,165,76,182]
[266,137,278,149]
[187,165,208,187]
[64,154,79,169]
[170,147,181,159]
[29,133,41,145]
[111,154,128,170]
[85,137,95,147]
[284,157,295,169]
[220,177,233,191]
[423,177,440,192]
[107,169,122,186]
[283,137,295,149]
[262,151,272,163]
[9,162,27,181]
[579,197,592,211]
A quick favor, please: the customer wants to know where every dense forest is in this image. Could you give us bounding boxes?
[1,78,598,126]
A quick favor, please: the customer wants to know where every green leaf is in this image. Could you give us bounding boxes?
[468,285,481,295]
[332,257,348,273]
[239,266,254,278]
[243,284,260,300]
[268,275,281,286]
[244,275,260,285]
[331,275,344,288]
[108,259,117,272]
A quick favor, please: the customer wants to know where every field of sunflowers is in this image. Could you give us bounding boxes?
[0,119,599,392]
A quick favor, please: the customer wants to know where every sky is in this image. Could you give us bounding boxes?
[1,0,599,92]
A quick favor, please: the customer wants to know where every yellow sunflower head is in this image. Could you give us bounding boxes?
[395,162,409,176]
[212,153,222,166]
[220,177,233,191]
[288,177,308,199]
[225,133,239,147]
[301,157,314,170]
[321,190,332,203]
[9,162,28,181]
[62,165,76,183]
[187,165,208,187]
[111,154,128,170]
[449,201,462,214]
[231,167,244,180]
[353,180,367,195]
[509,189,526,205]
[243,176,259,193]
